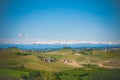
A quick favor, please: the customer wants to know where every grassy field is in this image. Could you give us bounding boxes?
[0,47,120,80]
[0,68,28,79]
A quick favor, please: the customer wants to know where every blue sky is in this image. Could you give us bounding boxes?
[0,0,120,43]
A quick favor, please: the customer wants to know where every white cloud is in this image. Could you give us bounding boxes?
[17,33,30,37]
[25,33,29,37]
[18,33,23,37]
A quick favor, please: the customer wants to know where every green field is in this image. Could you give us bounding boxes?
[0,47,120,80]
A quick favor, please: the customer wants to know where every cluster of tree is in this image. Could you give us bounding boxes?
[16,52,31,56]
[21,71,41,80]
[21,67,120,80]
[56,68,120,80]
[80,49,93,55]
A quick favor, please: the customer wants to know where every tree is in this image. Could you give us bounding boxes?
[29,71,41,80]
[21,74,28,80]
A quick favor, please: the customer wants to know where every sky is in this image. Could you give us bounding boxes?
[0,0,120,44]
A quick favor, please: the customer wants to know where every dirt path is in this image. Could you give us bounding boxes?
[79,57,120,69]
[64,55,83,67]
[80,57,90,64]
[65,61,82,67]
[64,55,120,69]
[98,63,120,69]
[72,55,80,61]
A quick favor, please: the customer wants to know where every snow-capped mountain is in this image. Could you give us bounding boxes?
[0,39,120,45]
[24,40,120,45]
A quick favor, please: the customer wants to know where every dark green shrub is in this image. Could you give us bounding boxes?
[29,71,41,80]
[21,74,28,80]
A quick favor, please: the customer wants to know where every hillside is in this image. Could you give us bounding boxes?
[0,47,120,80]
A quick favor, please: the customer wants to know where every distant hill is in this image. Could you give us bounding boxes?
[0,43,120,50]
